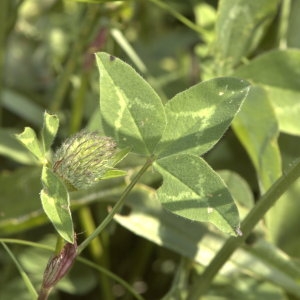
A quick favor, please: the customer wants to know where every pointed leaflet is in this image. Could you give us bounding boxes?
[15,127,44,163]
[155,77,250,158]
[96,52,166,156]
[40,166,74,243]
[154,154,240,235]
[15,113,59,164]
[0,129,37,165]
[41,112,59,153]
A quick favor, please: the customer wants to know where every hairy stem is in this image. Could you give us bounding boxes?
[77,156,154,254]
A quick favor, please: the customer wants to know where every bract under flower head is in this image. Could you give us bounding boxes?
[53,131,118,190]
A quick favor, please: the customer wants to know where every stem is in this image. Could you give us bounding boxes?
[278,0,291,49]
[54,235,65,255]
[37,288,50,300]
[0,239,144,300]
[77,157,154,254]
[1,242,38,299]
[78,256,145,300]
[147,0,205,35]
[187,158,300,300]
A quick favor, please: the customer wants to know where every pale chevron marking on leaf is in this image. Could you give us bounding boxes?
[207,207,214,214]
[169,105,216,119]
[175,106,217,133]
[114,88,128,140]
[114,88,147,147]
[156,156,236,232]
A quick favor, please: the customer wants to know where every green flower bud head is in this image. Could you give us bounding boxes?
[53,131,127,190]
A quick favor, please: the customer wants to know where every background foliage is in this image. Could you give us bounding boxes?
[1,0,300,299]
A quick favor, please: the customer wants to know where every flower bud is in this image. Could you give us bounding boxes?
[41,240,77,290]
[53,131,119,190]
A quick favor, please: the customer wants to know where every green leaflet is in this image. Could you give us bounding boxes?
[15,112,60,165]
[41,112,59,154]
[15,127,44,163]
[96,52,252,235]
[14,113,75,242]
[154,154,241,236]
[41,166,74,243]
[96,52,166,156]
[0,129,37,165]
[155,77,250,158]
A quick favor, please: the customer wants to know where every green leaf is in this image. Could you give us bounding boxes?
[235,49,300,135]
[0,169,124,236]
[96,52,166,156]
[40,166,74,243]
[155,77,250,158]
[110,147,131,166]
[0,129,38,165]
[15,127,45,163]
[100,146,130,180]
[154,154,240,235]
[41,112,59,153]
[214,0,280,72]
[232,86,282,191]
[101,169,127,180]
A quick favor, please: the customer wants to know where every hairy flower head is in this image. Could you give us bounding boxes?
[53,131,121,190]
